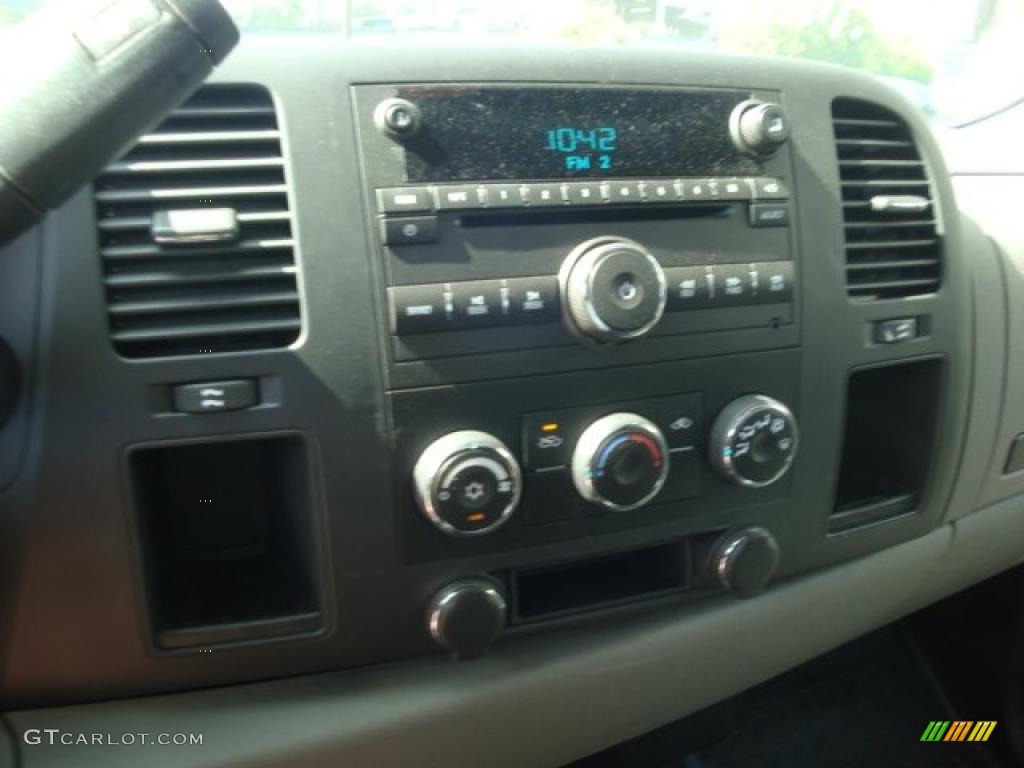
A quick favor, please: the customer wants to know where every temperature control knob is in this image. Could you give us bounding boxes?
[709,395,798,488]
[427,578,507,660]
[571,413,670,511]
[560,237,667,344]
[413,431,522,537]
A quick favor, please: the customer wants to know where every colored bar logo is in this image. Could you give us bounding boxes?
[921,721,997,742]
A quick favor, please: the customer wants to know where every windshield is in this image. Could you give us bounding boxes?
[2,0,1018,125]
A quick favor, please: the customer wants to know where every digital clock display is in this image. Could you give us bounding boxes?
[396,86,761,182]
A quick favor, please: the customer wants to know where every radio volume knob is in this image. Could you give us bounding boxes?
[413,431,522,537]
[375,97,423,140]
[560,237,667,345]
[709,395,798,488]
[571,413,670,511]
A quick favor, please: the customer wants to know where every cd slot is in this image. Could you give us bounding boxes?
[459,203,732,229]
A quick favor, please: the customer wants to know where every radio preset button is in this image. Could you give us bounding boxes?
[754,262,794,303]
[716,264,756,305]
[721,178,752,200]
[391,284,448,334]
[506,276,559,323]
[450,280,504,325]
[565,181,603,205]
[485,184,522,208]
[647,180,675,203]
[377,187,433,214]
[380,215,439,245]
[682,179,714,200]
[528,183,563,206]
[607,180,646,203]
[751,177,788,200]
[665,266,711,311]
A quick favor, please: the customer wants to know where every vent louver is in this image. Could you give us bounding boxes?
[832,98,941,300]
[94,84,300,358]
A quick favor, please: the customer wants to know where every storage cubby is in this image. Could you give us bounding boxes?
[511,540,691,621]
[130,435,322,648]
[831,360,942,532]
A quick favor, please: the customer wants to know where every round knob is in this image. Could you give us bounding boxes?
[709,395,798,488]
[375,97,422,140]
[413,431,522,537]
[427,578,507,660]
[711,528,780,598]
[730,100,789,156]
[559,236,667,344]
[571,413,669,511]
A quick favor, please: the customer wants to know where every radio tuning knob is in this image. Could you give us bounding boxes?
[412,431,522,537]
[730,100,789,156]
[375,97,423,140]
[709,395,798,488]
[560,236,667,345]
[571,412,670,511]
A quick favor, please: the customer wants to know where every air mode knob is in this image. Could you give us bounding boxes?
[709,395,798,488]
[560,237,667,344]
[571,413,670,511]
[427,578,507,660]
[412,431,522,537]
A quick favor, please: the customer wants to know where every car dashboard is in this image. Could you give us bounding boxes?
[1,36,1023,768]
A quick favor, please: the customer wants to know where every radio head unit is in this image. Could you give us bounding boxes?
[353,83,799,384]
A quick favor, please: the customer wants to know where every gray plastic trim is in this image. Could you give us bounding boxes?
[1,519,962,768]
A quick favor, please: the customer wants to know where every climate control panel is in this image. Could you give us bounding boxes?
[406,390,799,541]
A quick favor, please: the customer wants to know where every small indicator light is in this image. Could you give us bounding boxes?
[467,513,486,522]
[541,422,560,432]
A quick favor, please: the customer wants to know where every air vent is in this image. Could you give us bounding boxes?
[93,84,300,358]
[832,98,941,300]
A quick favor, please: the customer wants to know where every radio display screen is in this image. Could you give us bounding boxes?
[397,86,763,182]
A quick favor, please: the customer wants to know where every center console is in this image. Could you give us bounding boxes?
[353,83,807,656]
